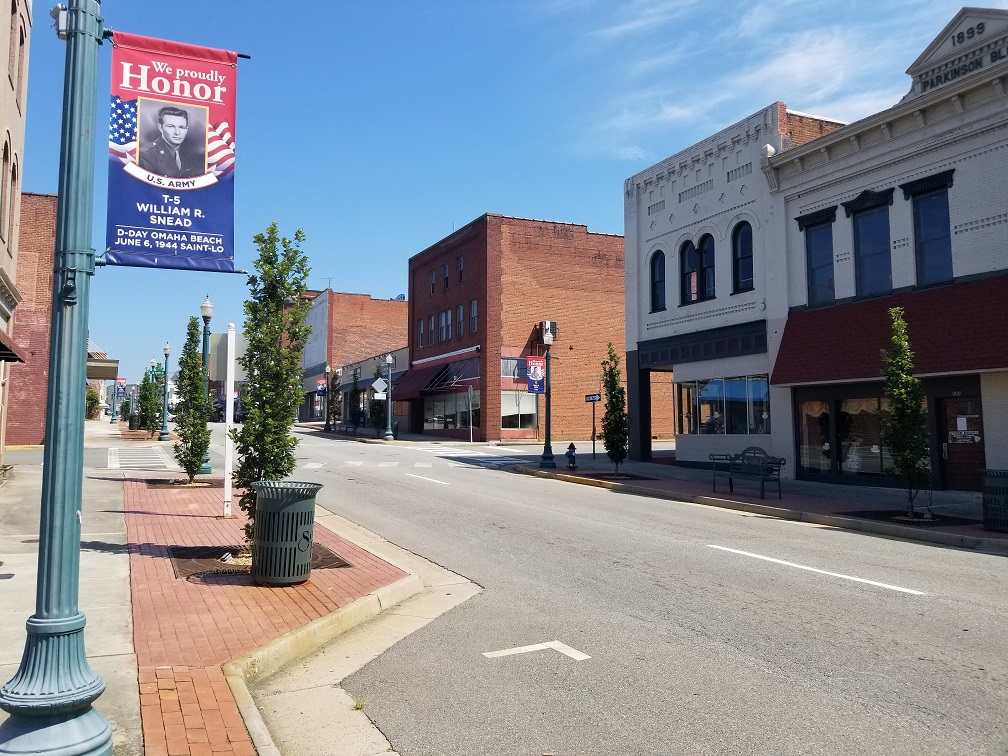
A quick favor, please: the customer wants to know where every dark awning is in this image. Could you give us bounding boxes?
[0,329,26,363]
[391,364,444,401]
[771,275,1008,386]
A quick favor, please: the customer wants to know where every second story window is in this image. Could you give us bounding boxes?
[680,235,715,304]
[417,318,424,348]
[430,270,435,295]
[443,263,449,290]
[649,250,666,312]
[470,299,478,334]
[457,304,464,337]
[844,189,894,298]
[457,256,464,283]
[429,314,435,342]
[732,222,753,293]
[901,170,954,288]
[797,206,838,308]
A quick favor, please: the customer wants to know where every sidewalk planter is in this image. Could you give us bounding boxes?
[982,470,1008,533]
[250,480,323,586]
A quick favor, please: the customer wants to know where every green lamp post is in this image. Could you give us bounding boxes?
[200,295,213,474]
[159,342,171,441]
[0,1,113,753]
[384,353,394,441]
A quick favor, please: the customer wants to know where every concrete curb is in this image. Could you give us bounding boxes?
[513,465,1008,555]
[221,572,424,756]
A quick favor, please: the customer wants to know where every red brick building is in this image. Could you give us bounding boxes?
[7,192,55,446]
[395,214,673,442]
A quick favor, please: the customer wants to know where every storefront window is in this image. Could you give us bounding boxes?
[839,398,884,474]
[725,377,748,435]
[749,376,770,434]
[501,390,536,429]
[676,382,696,434]
[799,400,831,474]
[675,375,770,435]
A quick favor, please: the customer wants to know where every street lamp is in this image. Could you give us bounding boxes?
[384,354,394,441]
[159,342,171,441]
[539,320,556,468]
[324,364,332,432]
[200,295,213,474]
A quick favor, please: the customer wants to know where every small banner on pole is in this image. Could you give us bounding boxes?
[105,32,238,272]
[526,356,545,394]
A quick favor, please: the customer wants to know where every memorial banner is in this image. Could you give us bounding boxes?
[106,32,237,271]
[526,356,545,394]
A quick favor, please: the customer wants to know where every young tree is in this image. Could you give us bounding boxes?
[600,342,630,474]
[347,370,362,433]
[881,307,930,517]
[367,365,387,436]
[173,316,212,483]
[119,399,129,421]
[137,369,162,438]
[232,223,312,540]
[85,386,100,420]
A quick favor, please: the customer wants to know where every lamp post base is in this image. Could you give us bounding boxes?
[200,457,212,475]
[0,706,112,755]
[158,431,170,441]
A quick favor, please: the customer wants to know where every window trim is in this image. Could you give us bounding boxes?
[470,299,478,334]
[649,250,666,312]
[457,256,464,283]
[731,221,753,294]
[680,235,715,305]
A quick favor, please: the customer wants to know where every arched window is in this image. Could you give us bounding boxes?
[0,140,9,244]
[732,222,753,293]
[681,235,715,304]
[649,250,666,312]
[7,157,16,255]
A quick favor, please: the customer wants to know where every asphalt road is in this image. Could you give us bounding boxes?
[275,431,1008,754]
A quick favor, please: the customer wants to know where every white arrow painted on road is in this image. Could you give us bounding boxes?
[483,640,590,661]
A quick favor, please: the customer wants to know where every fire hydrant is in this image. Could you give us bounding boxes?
[566,443,577,470]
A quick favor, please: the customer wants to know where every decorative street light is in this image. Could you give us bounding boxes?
[384,354,394,441]
[324,364,332,432]
[539,320,556,468]
[0,3,114,751]
[159,342,171,441]
[200,295,214,474]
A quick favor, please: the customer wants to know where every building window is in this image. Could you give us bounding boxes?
[430,271,435,295]
[912,188,952,286]
[732,222,753,293]
[805,222,834,307]
[429,314,435,342]
[0,141,9,243]
[470,299,478,333]
[457,304,464,337]
[417,318,424,348]
[500,358,528,379]
[501,390,537,430]
[842,188,894,298]
[439,310,451,341]
[680,235,715,304]
[675,375,770,435]
[649,250,666,312]
[7,2,16,82]
[443,263,449,290]
[457,256,464,283]
[797,396,895,476]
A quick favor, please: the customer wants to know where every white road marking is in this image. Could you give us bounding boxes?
[303,462,324,469]
[493,447,524,453]
[483,640,590,661]
[708,545,925,595]
[414,462,432,468]
[345,461,363,466]
[406,473,449,486]
[378,461,398,467]
[108,447,178,470]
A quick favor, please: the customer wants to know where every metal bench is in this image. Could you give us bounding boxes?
[709,446,786,499]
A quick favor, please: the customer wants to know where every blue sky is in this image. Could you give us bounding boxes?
[21,0,1005,382]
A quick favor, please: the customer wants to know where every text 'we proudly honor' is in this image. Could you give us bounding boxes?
[105,32,238,272]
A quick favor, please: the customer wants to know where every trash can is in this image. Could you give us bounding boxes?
[392,421,400,440]
[250,481,323,586]
[128,414,139,431]
[982,470,1008,532]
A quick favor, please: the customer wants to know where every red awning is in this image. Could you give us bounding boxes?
[771,275,1008,386]
[0,328,26,363]
[391,364,444,401]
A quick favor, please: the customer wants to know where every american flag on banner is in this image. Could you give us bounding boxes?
[108,96,236,176]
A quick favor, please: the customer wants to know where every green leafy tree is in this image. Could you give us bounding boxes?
[881,307,930,517]
[85,386,100,420]
[119,399,129,421]
[137,369,162,438]
[348,370,361,432]
[600,342,630,474]
[173,316,213,482]
[232,223,312,540]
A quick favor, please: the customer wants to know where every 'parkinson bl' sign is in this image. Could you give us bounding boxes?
[105,32,238,272]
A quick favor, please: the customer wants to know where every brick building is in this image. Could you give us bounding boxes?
[395,213,672,442]
[300,290,408,421]
[7,192,53,446]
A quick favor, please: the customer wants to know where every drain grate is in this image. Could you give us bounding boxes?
[166,542,350,581]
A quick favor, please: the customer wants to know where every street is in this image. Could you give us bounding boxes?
[254,429,1008,755]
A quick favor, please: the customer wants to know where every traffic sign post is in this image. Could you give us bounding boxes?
[585,393,601,459]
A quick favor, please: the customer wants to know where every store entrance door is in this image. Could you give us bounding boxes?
[938,397,985,491]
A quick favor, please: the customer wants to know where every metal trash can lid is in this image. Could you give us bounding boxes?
[250,480,324,497]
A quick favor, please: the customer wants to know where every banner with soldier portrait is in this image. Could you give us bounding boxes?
[105,32,237,271]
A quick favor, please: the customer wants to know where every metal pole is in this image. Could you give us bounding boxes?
[159,346,170,441]
[0,1,113,752]
[223,324,235,517]
[323,366,331,432]
[540,345,555,468]
[592,401,596,460]
[384,358,394,441]
[109,377,117,423]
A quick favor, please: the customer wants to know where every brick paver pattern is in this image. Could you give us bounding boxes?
[126,478,408,755]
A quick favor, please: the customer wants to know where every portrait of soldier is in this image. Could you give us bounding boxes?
[139,105,204,178]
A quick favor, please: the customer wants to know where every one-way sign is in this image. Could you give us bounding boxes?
[585,393,601,403]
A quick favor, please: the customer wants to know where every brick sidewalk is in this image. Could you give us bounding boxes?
[125,478,408,755]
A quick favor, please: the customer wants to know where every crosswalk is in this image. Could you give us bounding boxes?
[316,448,529,471]
[108,447,179,470]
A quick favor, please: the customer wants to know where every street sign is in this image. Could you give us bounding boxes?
[116,387,125,399]
[373,391,386,400]
[372,377,387,394]
[585,393,601,403]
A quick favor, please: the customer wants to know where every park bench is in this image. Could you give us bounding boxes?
[709,446,786,499]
